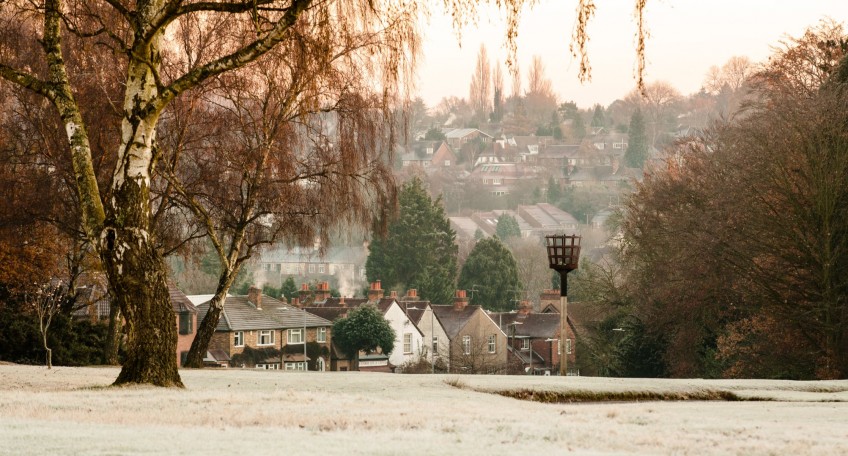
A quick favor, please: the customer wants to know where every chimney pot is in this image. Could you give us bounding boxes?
[453,289,469,311]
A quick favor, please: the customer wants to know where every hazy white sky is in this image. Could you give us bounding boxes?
[416,1,848,109]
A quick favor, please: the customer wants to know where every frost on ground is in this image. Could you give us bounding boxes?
[0,365,846,455]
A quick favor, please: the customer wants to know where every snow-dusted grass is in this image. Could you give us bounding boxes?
[1,365,847,455]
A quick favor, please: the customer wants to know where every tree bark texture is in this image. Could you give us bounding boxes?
[102,37,183,386]
[184,294,225,368]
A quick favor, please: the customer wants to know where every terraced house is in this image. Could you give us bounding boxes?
[195,287,333,371]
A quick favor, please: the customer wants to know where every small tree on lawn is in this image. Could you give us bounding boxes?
[31,283,66,369]
[332,305,395,371]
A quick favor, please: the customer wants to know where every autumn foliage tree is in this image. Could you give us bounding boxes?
[619,22,848,379]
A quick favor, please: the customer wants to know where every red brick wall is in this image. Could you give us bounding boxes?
[175,313,198,367]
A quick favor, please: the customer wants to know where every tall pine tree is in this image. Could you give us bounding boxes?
[366,178,458,304]
[458,237,521,311]
[625,108,649,168]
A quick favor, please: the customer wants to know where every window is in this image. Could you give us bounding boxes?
[234,331,244,347]
[317,327,327,343]
[258,330,275,346]
[178,312,192,335]
[285,362,306,371]
[256,364,279,370]
[462,335,471,355]
[318,264,325,274]
[521,338,530,350]
[444,160,450,166]
[288,328,304,344]
[488,335,496,353]
[274,263,281,271]
[403,333,412,354]
[308,264,316,274]
[566,338,573,355]
[432,336,438,353]
[263,263,271,271]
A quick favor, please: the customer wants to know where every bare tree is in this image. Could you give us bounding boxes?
[0,0,417,387]
[30,283,66,369]
[507,237,550,309]
[469,44,491,122]
[624,81,681,147]
[492,63,505,122]
[160,37,399,367]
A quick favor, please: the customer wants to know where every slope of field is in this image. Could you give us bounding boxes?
[1,365,846,455]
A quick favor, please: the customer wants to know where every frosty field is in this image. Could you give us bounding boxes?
[1,364,846,455]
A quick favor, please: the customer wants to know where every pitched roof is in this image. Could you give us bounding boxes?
[431,304,479,339]
[196,294,331,332]
[304,306,348,322]
[169,283,198,314]
[318,297,396,314]
[492,312,561,339]
[445,128,493,139]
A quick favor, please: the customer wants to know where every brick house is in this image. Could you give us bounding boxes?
[539,289,579,375]
[492,300,563,375]
[170,283,199,367]
[431,290,508,374]
[195,286,333,371]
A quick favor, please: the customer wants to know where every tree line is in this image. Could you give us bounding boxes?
[574,21,848,380]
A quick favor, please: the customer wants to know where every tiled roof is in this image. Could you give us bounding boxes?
[196,294,331,331]
[431,304,479,339]
[492,312,561,338]
[169,282,198,313]
[304,306,348,322]
[319,297,395,314]
[445,128,492,139]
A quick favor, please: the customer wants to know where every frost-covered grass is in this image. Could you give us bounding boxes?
[1,364,847,455]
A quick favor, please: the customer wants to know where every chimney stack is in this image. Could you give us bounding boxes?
[291,297,301,309]
[299,283,313,306]
[314,281,331,303]
[248,286,263,310]
[404,289,418,301]
[367,280,384,302]
[540,289,560,313]
[390,290,398,299]
[453,290,468,311]
[339,296,347,308]
[518,300,533,315]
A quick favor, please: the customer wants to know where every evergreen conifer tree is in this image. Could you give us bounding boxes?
[366,178,458,304]
[495,214,521,240]
[625,108,649,168]
[458,237,521,311]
